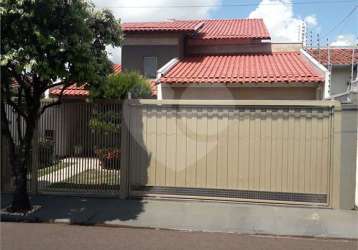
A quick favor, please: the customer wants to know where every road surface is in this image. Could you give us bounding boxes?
[1,222,357,250]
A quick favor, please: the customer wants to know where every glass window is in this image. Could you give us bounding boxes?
[143,56,157,78]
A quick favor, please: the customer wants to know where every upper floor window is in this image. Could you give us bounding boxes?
[143,56,157,78]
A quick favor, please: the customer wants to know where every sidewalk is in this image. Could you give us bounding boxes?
[1,194,358,239]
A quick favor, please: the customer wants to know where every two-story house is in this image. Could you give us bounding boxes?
[122,19,327,100]
[50,18,329,101]
[306,47,357,100]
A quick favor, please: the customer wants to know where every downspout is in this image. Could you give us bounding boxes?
[300,49,331,99]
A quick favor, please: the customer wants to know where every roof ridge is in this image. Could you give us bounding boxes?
[200,18,264,21]
[123,18,265,24]
[182,52,300,57]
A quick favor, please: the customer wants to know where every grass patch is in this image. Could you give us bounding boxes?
[49,169,120,190]
[37,162,73,177]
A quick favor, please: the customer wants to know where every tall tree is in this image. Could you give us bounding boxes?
[0,0,122,212]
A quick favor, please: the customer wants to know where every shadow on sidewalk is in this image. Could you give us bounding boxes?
[1,193,145,225]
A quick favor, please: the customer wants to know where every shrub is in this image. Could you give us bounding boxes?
[90,71,152,100]
[95,148,120,169]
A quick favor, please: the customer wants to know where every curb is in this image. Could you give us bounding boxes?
[2,216,358,241]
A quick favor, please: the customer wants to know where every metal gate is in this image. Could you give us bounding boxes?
[122,100,341,207]
[35,101,122,195]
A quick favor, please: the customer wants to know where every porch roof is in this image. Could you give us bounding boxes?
[159,52,324,85]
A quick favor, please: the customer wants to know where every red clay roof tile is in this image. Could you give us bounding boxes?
[112,64,122,74]
[122,20,203,33]
[122,18,270,40]
[307,48,358,65]
[50,64,157,97]
[196,19,270,40]
[160,52,324,84]
[50,64,121,97]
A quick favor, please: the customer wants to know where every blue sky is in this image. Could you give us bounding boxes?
[211,0,357,45]
[93,0,357,63]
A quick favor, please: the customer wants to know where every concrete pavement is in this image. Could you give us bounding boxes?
[1,194,358,239]
[38,158,101,183]
[2,222,357,250]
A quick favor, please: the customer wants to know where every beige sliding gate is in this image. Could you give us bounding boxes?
[121,100,341,207]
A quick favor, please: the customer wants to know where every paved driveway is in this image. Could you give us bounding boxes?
[38,157,101,183]
[1,222,357,250]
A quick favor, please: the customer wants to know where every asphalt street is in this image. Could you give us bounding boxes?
[1,222,357,250]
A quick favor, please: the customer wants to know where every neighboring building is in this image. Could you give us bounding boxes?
[306,48,357,97]
[49,63,157,99]
[49,64,122,99]
[122,19,326,100]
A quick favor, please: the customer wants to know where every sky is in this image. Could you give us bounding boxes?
[92,0,358,63]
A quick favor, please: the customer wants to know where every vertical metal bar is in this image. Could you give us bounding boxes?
[69,102,74,192]
[82,102,87,193]
[116,102,119,193]
[57,103,63,191]
[116,102,125,193]
[79,102,83,192]
[85,101,89,192]
[71,102,75,192]
[97,102,101,192]
[40,104,45,191]
[102,102,106,193]
[95,102,99,193]
[120,101,130,199]
[58,104,62,189]
[48,105,52,191]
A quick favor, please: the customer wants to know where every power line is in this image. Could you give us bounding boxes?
[96,0,356,9]
[322,5,357,38]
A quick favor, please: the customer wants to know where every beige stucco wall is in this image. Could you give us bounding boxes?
[340,99,358,209]
[122,99,342,207]
[162,86,320,100]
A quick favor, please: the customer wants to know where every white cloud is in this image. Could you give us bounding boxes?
[330,34,357,47]
[304,15,317,27]
[93,0,220,22]
[94,0,221,63]
[249,0,317,42]
[106,45,122,64]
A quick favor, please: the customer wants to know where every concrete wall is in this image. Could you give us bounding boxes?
[340,98,358,209]
[187,42,271,55]
[187,41,302,55]
[122,45,180,75]
[121,99,342,208]
[330,66,352,95]
[161,86,320,100]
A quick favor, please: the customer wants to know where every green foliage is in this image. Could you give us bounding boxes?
[89,110,121,134]
[1,0,122,93]
[90,71,152,100]
[0,0,123,211]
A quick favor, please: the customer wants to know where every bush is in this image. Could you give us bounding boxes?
[90,71,152,100]
[95,148,120,170]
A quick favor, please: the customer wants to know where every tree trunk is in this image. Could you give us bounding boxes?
[8,149,32,212]
[6,118,36,213]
